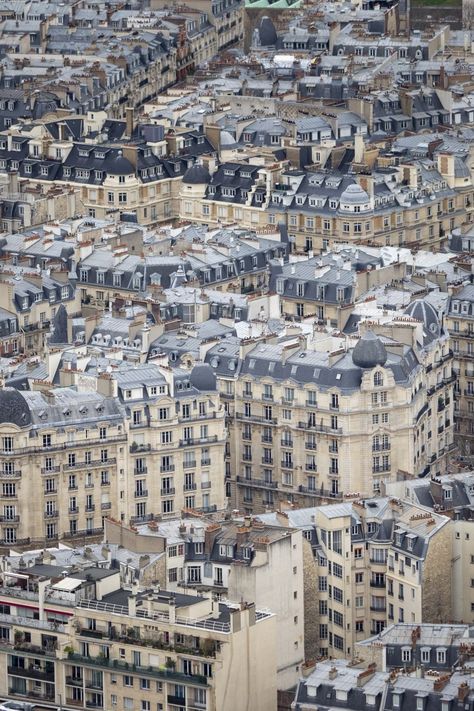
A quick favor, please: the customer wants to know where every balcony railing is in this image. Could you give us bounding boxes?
[236,476,278,490]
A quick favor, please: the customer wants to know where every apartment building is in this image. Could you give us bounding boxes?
[178,148,474,253]
[0,387,126,546]
[445,284,474,458]
[0,360,226,545]
[0,115,215,227]
[107,515,305,689]
[293,656,474,711]
[0,564,276,711]
[101,363,227,524]
[386,471,474,624]
[0,267,79,354]
[208,312,454,511]
[260,497,452,661]
[356,622,472,671]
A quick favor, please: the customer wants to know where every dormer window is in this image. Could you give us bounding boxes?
[329,200,338,209]
[41,166,49,176]
[374,372,383,387]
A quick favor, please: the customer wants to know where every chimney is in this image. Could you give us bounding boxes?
[458,682,469,703]
[328,667,338,680]
[125,107,135,138]
[204,523,221,555]
[9,170,18,194]
[433,675,450,693]
[168,597,176,624]
[128,592,137,617]
[354,133,364,164]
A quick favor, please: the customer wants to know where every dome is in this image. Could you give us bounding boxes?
[258,16,277,46]
[352,331,388,369]
[340,182,370,206]
[106,153,135,176]
[182,164,211,185]
[404,299,441,340]
[0,388,32,427]
[190,364,217,391]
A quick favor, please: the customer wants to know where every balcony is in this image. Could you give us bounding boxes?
[7,665,54,682]
[41,466,60,474]
[183,460,196,469]
[168,696,186,706]
[262,457,273,465]
[372,444,391,452]
[201,482,211,489]
[306,442,317,450]
[201,459,211,466]
[134,490,148,498]
[281,460,293,469]
[85,505,95,512]
[64,458,116,471]
[66,676,83,686]
[236,413,277,425]
[160,465,175,473]
[184,483,197,491]
[66,654,208,686]
[370,605,386,613]
[101,502,112,511]
[261,437,273,444]
[298,421,342,434]
[44,488,57,496]
[281,440,293,448]
[134,467,148,475]
[372,466,390,473]
[0,469,21,479]
[44,511,58,519]
[370,579,386,588]
[298,485,343,499]
[306,400,318,408]
[69,507,79,514]
[161,488,175,496]
[236,475,278,490]
[179,436,218,447]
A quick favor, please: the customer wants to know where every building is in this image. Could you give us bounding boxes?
[445,283,474,459]
[291,655,474,711]
[106,514,306,689]
[0,361,227,545]
[259,496,452,661]
[208,311,454,511]
[0,561,277,711]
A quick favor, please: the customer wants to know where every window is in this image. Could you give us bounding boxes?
[436,648,446,664]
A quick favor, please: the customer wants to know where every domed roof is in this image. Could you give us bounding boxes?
[404,299,441,340]
[340,182,370,205]
[352,331,388,369]
[0,388,31,427]
[106,152,135,176]
[190,364,217,391]
[258,16,277,46]
[182,164,211,185]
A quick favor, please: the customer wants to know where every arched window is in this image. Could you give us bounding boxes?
[374,372,383,387]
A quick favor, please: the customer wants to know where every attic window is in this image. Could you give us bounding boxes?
[78,149,89,157]
[62,408,71,417]
[95,405,103,413]
[79,406,88,414]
